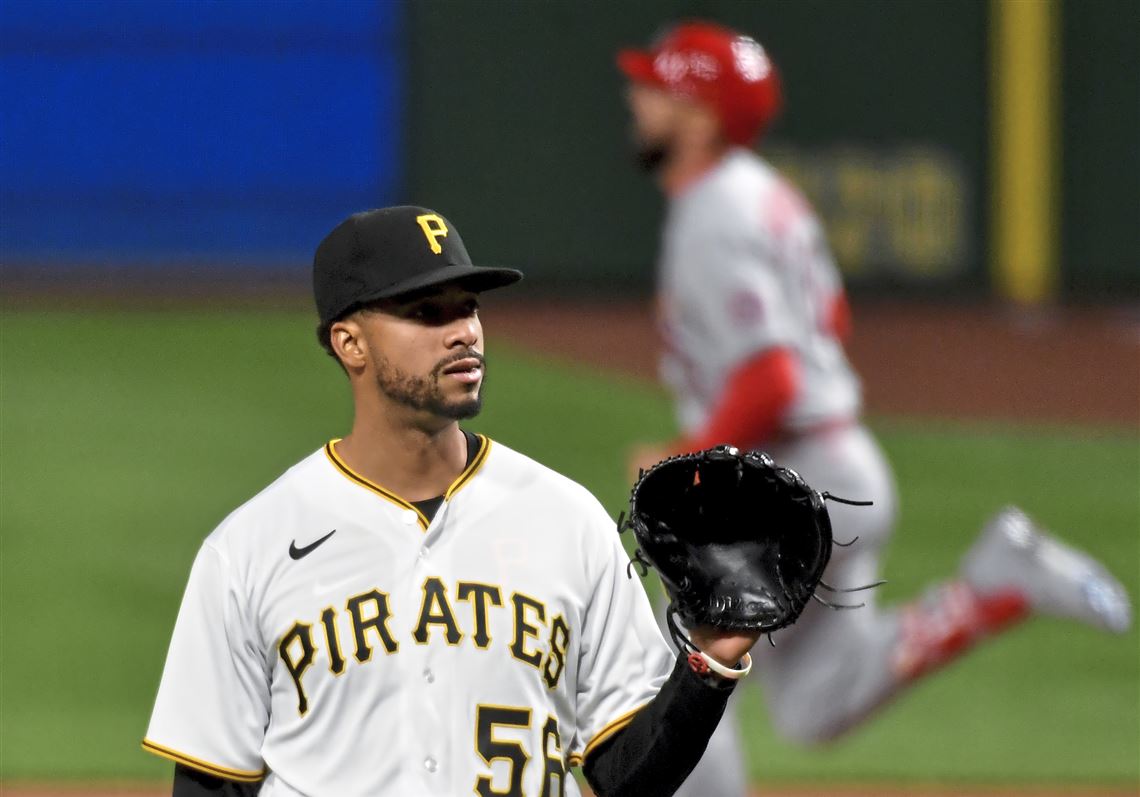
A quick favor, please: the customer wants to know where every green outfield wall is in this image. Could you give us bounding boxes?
[1059,0,1140,298]
[406,0,1138,299]
[4,1,1134,298]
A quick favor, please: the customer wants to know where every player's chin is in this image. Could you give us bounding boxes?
[434,385,483,420]
[432,373,484,419]
[442,395,482,420]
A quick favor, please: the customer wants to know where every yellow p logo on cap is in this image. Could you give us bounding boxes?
[415,213,449,254]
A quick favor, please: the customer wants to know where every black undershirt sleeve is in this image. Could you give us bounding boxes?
[172,764,263,796]
[582,655,737,797]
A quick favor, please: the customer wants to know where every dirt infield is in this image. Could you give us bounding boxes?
[484,297,1139,428]
[6,280,1136,426]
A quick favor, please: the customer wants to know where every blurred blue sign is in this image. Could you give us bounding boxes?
[0,0,405,268]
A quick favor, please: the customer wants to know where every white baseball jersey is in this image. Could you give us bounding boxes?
[145,435,673,796]
[657,147,861,439]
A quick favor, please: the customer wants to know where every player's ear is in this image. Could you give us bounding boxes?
[329,318,368,372]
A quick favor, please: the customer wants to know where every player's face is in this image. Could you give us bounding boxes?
[624,83,720,172]
[358,287,486,421]
[625,83,683,171]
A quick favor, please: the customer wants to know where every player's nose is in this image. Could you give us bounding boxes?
[444,315,480,349]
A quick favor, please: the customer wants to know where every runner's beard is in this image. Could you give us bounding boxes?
[634,131,676,173]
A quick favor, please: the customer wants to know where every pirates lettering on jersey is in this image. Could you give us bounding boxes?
[510,592,547,669]
[413,577,464,645]
[319,606,346,675]
[347,589,400,661]
[279,580,573,717]
[543,615,571,690]
[458,582,503,648]
[278,623,316,715]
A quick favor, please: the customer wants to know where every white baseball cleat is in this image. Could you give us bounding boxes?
[961,506,1132,633]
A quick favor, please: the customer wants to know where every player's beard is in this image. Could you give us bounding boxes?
[373,350,485,420]
[634,132,674,173]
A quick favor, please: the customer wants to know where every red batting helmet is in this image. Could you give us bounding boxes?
[617,21,783,146]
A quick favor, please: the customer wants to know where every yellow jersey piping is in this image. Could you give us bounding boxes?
[324,435,491,530]
[324,440,430,530]
[566,700,652,767]
[141,739,266,783]
[445,434,491,499]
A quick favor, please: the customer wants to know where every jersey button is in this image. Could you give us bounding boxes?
[419,546,429,559]
[424,756,438,773]
[422,667,435,684]
[403,510,419,526]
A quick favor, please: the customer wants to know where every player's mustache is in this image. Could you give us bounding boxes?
[433,350,486,376]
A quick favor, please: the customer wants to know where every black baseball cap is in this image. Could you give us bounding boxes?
[313,205,523,327]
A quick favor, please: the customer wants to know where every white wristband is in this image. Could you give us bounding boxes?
[695,651,752,681]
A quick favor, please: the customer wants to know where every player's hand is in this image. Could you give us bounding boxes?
[627,442,671,483]
[688,626,762,668]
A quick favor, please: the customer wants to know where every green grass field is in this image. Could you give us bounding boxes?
[2,309,1137,786]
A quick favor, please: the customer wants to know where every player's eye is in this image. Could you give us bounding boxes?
[412,303,443,323]
[404,296,478,325]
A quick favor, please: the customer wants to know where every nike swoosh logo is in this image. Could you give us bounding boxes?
[289,529,337,561]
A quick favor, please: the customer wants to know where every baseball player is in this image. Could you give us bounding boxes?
[144,205,764,797]
[618,21,1133,796]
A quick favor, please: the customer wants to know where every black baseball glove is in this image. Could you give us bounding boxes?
[620,445,876,650]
